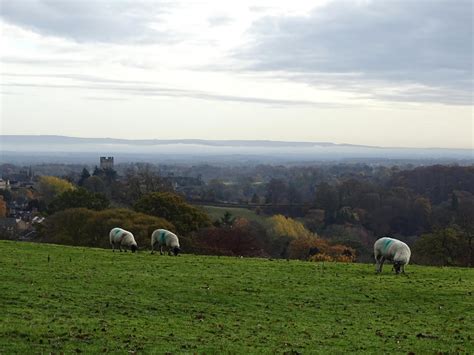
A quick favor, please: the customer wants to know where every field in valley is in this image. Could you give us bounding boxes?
[1,240,473,353]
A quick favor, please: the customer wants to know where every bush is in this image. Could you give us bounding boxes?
[47,188,109,214]
[186,218,270,257]
[412,227,470,266]
[39,208,174,249]
[289,234,356,262]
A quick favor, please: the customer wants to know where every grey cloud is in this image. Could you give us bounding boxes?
[84,96,128,102]
[240,0,473,105]
[0,0,175,43]
[2,72,154,85]
[2,56,88,66]
[2,76,343,108]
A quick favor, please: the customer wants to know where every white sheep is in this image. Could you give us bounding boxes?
[151,229,181,256]
[109,227,138,253]
[374,237,411,274]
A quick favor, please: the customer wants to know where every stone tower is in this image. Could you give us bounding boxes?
[100,156,114,169]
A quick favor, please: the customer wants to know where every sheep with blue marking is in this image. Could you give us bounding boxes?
[109,227,138,253]
[374,237,411,274]
[151,229,181,256]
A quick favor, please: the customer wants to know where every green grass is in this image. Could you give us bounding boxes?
[202,205,269,226]
[1,240,473,353]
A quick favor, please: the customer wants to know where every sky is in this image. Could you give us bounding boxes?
[0,0,472,148]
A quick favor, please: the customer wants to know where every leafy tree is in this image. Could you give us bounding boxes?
[134,192,211,234]
[251,193,260,204]
[314,182,339,224]
[83,176,106,194]
[413,227,469,266]
[0,196,7,217]
[0,189,12,203]
[267,215,314,258]
[214,211,236,228]
[47,188,110,215]
[453,191,474,266]
[265,179,287,205]
[267,214,313,240]
[78,168,91,186]
[37,176,75,204]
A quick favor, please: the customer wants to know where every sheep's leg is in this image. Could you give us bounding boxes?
[377,256,385,273]
[151,242,155,254]
[112,243,115,252]
[160,245,163,255]
[119,244,123,252]
[375,254,383,273]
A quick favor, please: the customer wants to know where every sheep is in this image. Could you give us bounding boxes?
[109,227,138,253]
[151,229,181,256]
[374,237,411,274]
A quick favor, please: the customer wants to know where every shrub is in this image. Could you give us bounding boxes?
[39,208,174,249]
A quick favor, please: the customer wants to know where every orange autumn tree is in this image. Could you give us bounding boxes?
[268,214,355,262]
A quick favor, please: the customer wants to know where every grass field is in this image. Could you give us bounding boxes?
[202,205,269,226]
[1,240,473,353]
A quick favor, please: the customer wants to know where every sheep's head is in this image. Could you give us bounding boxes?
[131,245,138,253]
[173,247,181,256]
[393,262,402,274]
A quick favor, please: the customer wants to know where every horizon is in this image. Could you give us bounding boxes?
[1,0,473,149]
[1,133,473,151]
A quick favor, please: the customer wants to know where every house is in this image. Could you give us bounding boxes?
[0,179,10,190]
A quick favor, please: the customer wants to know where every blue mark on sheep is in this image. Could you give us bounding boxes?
[383,239,393,253]
[159,230,166,244]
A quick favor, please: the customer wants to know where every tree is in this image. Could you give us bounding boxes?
[267,215,315,258]
[265,179,287,205]
[453,192,474,266]
[251,193,260,204]
[47,188,110,215]
[37,176,75,204]
[268,214,313,239]
[0,196,7,217]
[314,182,339,224]
[83,176,106,194]
[413,227,469,266]
[214,211,236,228]
[78,168,91,186]
[134,192,211,234]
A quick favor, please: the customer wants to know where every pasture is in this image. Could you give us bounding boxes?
[201,205,269,226]
[1,240,473,353]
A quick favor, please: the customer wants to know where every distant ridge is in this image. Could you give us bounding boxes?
[1,134,472,164]
[0,134,462,150]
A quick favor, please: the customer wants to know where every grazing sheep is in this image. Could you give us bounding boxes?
[374,237,411,274]
[151,229,181,256]
[109,227,138,253]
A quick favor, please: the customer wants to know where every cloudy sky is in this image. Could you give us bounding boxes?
[0,0,472,148]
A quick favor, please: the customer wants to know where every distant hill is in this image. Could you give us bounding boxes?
[0,135,374,148]
[0,135,472,164]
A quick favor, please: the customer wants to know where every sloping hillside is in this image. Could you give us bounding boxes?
[1,241,473,353]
